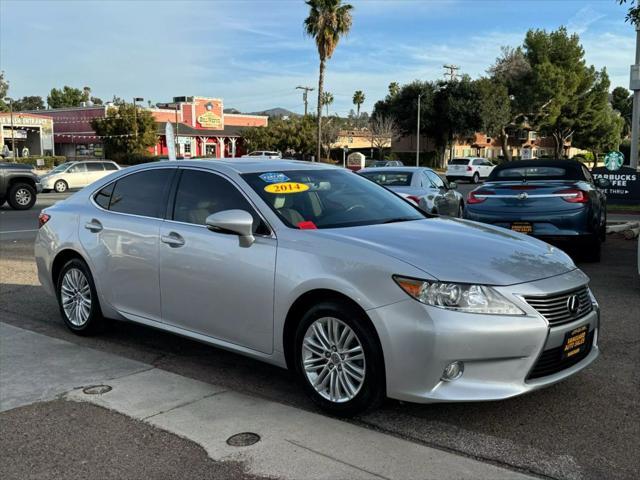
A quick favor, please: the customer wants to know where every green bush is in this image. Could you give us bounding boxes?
[12,156,67,169]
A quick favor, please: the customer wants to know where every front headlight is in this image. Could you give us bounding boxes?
[393,275,525,315]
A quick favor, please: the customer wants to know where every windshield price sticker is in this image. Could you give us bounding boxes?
[264,182,309,194]
[259,172,290,183]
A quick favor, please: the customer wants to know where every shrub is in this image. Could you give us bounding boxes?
[12,156,67,169]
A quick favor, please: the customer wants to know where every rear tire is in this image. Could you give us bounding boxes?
[56,258,105,335]
[7,183,36,210]
[294,300,385,417]
[457,202,464,218]
[472,172,480,184]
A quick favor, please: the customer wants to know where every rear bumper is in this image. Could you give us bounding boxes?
[464,207,593,237]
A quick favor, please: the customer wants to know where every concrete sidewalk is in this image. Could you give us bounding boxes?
[1,322,536,480]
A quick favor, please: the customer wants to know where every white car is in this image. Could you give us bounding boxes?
[445,157,495,184]
[242,151,282,159]
[41,160,120,193]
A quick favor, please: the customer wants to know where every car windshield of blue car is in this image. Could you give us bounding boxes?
[359,171,412,186]
[495,166,567,180]
[243,169,425,229]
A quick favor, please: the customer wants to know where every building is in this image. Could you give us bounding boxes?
[0,112,54,157]
[29,95,268,160]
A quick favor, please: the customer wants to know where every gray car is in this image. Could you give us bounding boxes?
[358,166,464,217]
[35,159,600,416]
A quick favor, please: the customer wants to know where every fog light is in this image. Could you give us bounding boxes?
[441,361,464,381]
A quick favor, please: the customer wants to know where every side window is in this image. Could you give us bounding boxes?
[69,163,87,173]
[103,162,118,171]
[86,162,104,172]
[109,169,172,218]
[426,170,445,189]
[172,170,266,234]
[421,171,435,188]
[94,182,115,209]
[472,159,483,166]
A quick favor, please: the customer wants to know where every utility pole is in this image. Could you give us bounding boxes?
[630,4,640,170]
[4,97,16,161]
[296,86,314,116]
[443,64,460,82]
[174,103,180,156]
[416,94,421,167]
[132,97,143,139]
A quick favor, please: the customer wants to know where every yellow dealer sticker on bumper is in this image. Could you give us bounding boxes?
[264,182,309,194]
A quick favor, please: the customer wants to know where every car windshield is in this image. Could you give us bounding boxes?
[494,166,568,180]
[448,159,469,165]
[50,162,73,173]
[359,171,412,186]
[242,169,425,229]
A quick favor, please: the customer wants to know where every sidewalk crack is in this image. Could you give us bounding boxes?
[141,390,227,421]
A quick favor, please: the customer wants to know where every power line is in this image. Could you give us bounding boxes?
[443,64,460,81]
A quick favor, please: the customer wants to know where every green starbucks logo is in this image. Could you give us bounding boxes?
[604,151,624,171]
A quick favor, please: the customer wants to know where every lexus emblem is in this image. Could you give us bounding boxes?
[567,295,580,316]
[517,192,528,200]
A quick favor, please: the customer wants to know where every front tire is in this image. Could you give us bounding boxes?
[54,180,68,193]
[56,258,104,335]
[7,183,36,210]
[294,300,385,417]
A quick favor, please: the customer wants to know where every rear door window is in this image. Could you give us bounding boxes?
[103,162,118,171]
[94,183,114,209]
[109,169,173,218]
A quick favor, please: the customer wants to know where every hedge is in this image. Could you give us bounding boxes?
[10,156,67,170]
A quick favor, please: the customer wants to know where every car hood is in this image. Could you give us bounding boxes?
[316,218,576,286]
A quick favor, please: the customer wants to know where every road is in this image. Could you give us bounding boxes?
[1,188,639,480]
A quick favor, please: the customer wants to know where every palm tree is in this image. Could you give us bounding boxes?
[304,0,353,161]
[321,91,334,116]
[352,90,365,126]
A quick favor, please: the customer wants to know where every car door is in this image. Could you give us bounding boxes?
[78,168,174,322]
[425,170,457,215]
[85,162,106,186]
[159,168,276,354]
[480,159,494,178]
[65,162,89,188]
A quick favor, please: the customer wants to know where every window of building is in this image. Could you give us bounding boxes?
[109,169,173,218]
[184,142,191,154]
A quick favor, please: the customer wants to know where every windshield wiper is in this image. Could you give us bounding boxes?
[382,217,418,224]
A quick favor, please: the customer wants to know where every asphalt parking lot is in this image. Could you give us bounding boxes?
[1,190,639,480]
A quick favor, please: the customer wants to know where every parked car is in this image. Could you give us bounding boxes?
[36,159,599,416]
[464,159,609,261]
[358,166,464,217]
[40,160,120,193]
[367,160,404,168]
[446,157,495,184]
[242,151,282,159]
[0,162,42,210]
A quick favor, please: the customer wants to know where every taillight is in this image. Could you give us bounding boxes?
[406,195,421,205]
[466,166,473,171]
[467,190,493,204]
[555,188,588,203]
[38,213,51,228]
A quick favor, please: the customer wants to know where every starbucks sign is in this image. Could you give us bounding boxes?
[604,151,624,171]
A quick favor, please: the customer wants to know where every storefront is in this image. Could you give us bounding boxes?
[0,113,54,157]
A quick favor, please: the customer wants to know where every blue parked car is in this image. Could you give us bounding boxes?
[464,160,610,261]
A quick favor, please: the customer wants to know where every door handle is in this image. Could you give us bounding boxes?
[161,232,185,247]
[84,219,103,233]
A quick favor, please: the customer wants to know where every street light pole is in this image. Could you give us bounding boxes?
[132,97,144,140]
[630,13,640,170]
[416,94,421,167]
[4,97,16,161]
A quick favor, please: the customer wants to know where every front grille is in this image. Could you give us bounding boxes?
[527,330,594,380]
[524,286,592,327]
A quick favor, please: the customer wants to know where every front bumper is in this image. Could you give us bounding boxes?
[35,181,43,193]
[367,268,599,403]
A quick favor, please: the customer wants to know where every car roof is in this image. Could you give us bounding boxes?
[488,159,585,180]
[141,158,339,174]
[359,166,428,173]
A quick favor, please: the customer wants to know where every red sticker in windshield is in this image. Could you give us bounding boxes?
[297,221,318,230]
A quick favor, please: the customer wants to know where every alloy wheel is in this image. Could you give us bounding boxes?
[60,268,92,326]
[302,317,366,403]
[14,188,32,206]
[55,181,67,193]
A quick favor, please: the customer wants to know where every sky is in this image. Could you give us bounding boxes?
[0,0,635,115]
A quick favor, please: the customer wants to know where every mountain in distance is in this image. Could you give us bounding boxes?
[224,107,298,118]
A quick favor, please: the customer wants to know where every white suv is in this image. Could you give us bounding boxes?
[445,157,495,184]
[41,160,120,193]
[241,151,282,159]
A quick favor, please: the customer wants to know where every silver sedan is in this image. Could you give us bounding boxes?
[35,159,600,416]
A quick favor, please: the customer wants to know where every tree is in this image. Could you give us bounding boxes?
[304,0,353,161]
[475,78,511,160]
[241,116,316,157]
[47,86,88,108]
[91,103,156,159]
[13,96,45,111]
[388,82,400,98]
[352,90,365,121]
[320,116,340,159]
[0,72,8,112]
[369,115,399,159]
[611,86,632,137]
[321,91,334,116]
[619,0,640,24]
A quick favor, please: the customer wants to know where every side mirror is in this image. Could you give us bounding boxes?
[448,181,458,190]
[205,210,255,247]
[595,177,610,189]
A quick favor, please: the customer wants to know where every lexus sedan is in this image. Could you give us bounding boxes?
[358,166,464,217]
[464,160,609,261]
[36,159,600,416]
